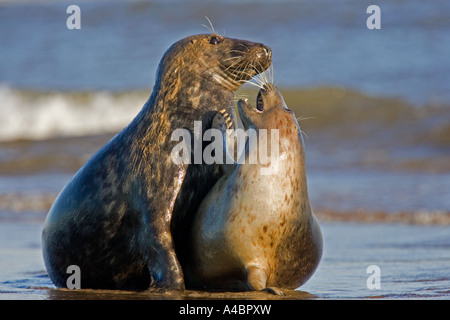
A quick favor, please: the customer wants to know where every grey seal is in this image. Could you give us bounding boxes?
[42,34,272,291]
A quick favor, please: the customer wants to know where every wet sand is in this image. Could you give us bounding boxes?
[1,221,449,300]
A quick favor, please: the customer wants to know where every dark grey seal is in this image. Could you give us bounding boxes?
[42,34,271,291]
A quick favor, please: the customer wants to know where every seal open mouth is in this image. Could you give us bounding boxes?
[240,89,265,114]
[256,90,264,112]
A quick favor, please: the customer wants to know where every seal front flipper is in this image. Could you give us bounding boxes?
[147,229,185,292]
[246,265,284,296]
[212,106,245,169]
[261,287,285,296]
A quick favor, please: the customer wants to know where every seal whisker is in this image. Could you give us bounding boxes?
[234,62,249,84]
[202,16,217,35]
[263,65,270,85]
[223,56,243,62]
[241,66,264,89]
[257,61,272,86]
[244,79,264,89]
[223,60,242,73]
[296,116,316,122]
[235,93,249,99]
[241,61,259,85]
[226,56,245,75]
[270,65,276,84]
[251,77,265,89]
[250,60,268,86]
[254,70,267,88]
[223,57,246,74]
[301,129,310,141]
[230,64,241,83]
[255,62,268,86]
[236,43,250,51]
[227,49,248,54]
[268,64,274,84]
[232,94,248,102]
[295,115,315,141]
[223,59,244,74]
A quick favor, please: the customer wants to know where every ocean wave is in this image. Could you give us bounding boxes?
[1,85,450,143]
[1,85,449,173]
[0,86,147,141]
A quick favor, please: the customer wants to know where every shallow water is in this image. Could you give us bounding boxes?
[1,222,449,300]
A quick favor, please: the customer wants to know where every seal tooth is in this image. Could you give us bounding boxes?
[219,109,226,114]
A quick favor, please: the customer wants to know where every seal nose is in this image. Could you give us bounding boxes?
[256,45,272,61]
[263,46,272,60]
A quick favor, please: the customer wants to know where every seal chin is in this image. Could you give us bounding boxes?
[239,96,264,114]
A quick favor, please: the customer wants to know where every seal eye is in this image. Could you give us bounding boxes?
[209,36,221,45]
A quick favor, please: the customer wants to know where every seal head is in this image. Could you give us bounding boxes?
[156,34,272,94]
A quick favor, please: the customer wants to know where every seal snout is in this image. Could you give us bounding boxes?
[235,41,271,73]
[253,44,272,73]
[256,46,272,63]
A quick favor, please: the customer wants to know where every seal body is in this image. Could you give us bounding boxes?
[42,34,271,290]
[185,84,322,292]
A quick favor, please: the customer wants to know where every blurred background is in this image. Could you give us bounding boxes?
[0,0,450,300]
[1,0,449,224]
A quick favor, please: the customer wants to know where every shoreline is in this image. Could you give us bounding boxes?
[1,222,449,300]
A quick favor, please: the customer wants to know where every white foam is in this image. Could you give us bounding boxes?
[0,86,146,141]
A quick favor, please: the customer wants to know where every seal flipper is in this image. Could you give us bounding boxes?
[211,107,246,170]
[261,287,285,296]
[246,265,267,290]
[147,237,185,292]
[247,266,285,296]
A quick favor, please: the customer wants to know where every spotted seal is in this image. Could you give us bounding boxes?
[42,34,271,291]
[184,84,322,294]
